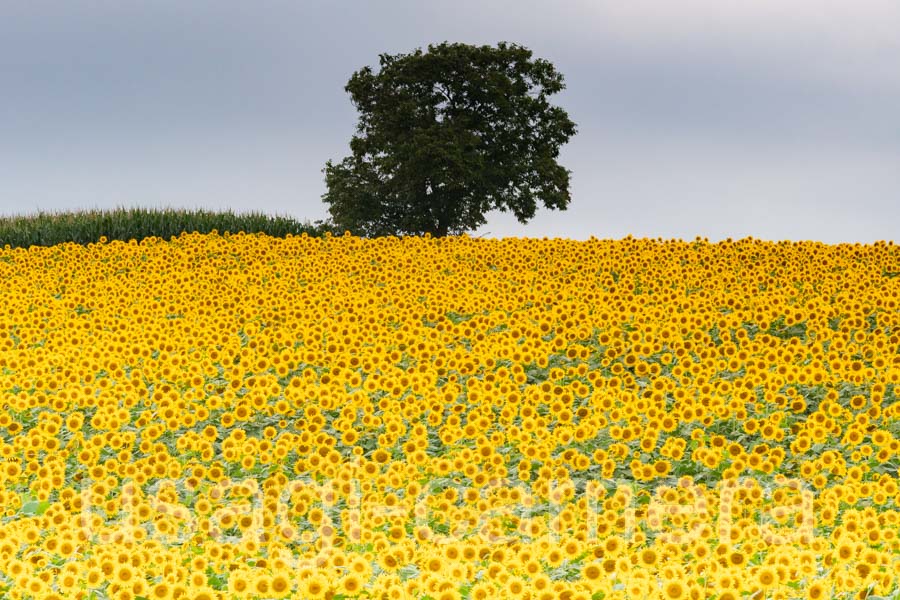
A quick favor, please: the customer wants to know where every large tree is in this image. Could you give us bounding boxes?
[322,42,577,237]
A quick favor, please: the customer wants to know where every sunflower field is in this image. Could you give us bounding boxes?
[0,232,898,600]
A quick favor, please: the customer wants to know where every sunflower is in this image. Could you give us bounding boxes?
[114,565,134,586]
[728,550,747,568]
[807,581,828,600]
[639,548,658,567]
[252,574,270,596]
[339,574,363,596]
[300,574,328,599]
[582,563,602,581]
[662,579,686,599]
[191,589,216,600]
[756,566,777,588]
[270,573,291,597]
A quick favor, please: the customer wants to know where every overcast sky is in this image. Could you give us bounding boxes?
[2,1,898,242]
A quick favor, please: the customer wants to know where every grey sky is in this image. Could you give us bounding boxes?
[2,1,898,242]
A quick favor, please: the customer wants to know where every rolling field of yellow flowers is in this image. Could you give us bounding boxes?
[0,232,899,600]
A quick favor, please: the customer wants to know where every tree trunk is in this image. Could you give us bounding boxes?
[422,178,450,237]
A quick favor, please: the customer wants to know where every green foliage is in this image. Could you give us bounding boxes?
[0,207,334,249]
[20,494,50,517]
[323,41,577,237]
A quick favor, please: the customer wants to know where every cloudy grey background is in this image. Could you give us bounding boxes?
[2,0,898,242]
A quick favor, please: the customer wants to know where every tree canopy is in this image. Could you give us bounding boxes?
[322,42,577,237]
